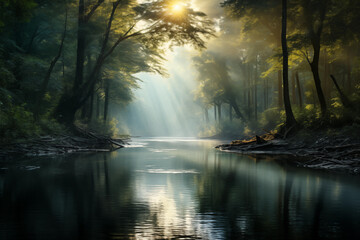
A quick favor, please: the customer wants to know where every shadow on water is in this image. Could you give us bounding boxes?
[0,139,359,239]
[193,149,360,240]
[0,154,140,240]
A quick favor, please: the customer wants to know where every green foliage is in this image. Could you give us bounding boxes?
[0,103,40,141]
[38,115,65,135]
[0,98,67,143]
[259,108,284,130]
[0,0,37,29]
[291,90,360,129]
[83,117,126,138]
[136,0,215,50]
[0,65,16,88]
[292,105,321,128]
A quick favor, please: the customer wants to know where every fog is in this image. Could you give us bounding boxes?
[116,47,203,137]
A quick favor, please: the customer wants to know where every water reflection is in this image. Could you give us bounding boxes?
[0,138,359,239]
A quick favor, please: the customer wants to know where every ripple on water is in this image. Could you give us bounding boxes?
[124,142,148,148]
[148,148,177,153]
[135,169,199,174]
[21,165,40,171]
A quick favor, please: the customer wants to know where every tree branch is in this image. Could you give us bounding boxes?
[301,49,311,65]
[85,0,105,23]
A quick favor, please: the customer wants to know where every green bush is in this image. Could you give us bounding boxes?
[79,117,127,138]
[0,103,40,141]
[259,107,284,131]
[38,117,65,135]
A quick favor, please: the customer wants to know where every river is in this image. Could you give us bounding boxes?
[1,138,359,239]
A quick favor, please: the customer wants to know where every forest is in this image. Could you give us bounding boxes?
[1,1,360,239]
[1,0,360,144]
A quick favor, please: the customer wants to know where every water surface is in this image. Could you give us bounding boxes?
[1,138,359,239]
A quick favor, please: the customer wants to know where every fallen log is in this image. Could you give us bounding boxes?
[324,144,360,152]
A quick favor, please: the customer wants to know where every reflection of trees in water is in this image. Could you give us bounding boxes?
[1,144,360,239]
[0,154,138,240]
[194,152,359,239]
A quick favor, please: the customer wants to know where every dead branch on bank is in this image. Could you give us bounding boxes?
[0,126,127,158]
[216,133,360,174]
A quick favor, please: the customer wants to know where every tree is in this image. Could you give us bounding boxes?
[281,0,297,127]
[0,0,37,30]
[35,7,68,118]
[193,52,246,121]
[54,0,215,124]
[291,0,328,116]
[222,0,297,128]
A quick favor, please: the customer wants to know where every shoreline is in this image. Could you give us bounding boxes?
[0,128,128,159]
[216,132,360,175]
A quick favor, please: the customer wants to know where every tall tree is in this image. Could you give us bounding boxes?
[73,0,105,93]
[281,0,297,127]
[222,0,297,127]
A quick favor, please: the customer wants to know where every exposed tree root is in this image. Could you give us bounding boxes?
[216,132,360,174]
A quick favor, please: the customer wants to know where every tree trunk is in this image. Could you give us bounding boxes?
[54,1,117,124]
[323,51,330,103]
[295,72,303,108]
[291,71,296,104]
[307,2,327,117]
[80,101,88,120]
[346,48,352,94]
[96,94,100,119]
[282,0,297,127]
[218,104,222,121]
[248,63,252,119]
[330,75,353,109]
[205,108,209,123]
[88,86,94,121]
[36,9,67,118]
[54,94,81,124]
[214,104,217,121]
[229,104,233,122]
[278,70,283,108]
[62,55,65,80]
[104,80,110,122]
[229,99,246,121]
[264,78,268,111]
[312,88,317,107]
[73,0,86,93]
[310,57,327,115]
[26,25,39,54]
[254,57,258,121]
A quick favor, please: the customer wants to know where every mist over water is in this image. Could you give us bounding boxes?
[117,47,203,137]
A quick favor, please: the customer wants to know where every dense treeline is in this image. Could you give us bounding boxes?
[1,0,360,141]
[0,0,214,141]
[195,0,360,137]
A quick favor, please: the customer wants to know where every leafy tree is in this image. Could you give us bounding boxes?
[54,0,215,124]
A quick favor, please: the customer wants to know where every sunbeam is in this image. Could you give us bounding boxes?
[118,47,200,137]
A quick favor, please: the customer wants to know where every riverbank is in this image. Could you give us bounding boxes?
[0,127,128,159]
[216,127,360,174]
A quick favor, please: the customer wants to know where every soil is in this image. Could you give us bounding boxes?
[216,129,360,175]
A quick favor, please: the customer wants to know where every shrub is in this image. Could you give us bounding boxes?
[0,103,40,141]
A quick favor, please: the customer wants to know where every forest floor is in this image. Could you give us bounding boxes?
[216,127,360,175]
[0,126,129,159]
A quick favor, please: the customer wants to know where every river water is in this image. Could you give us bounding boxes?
[0,138,359,239]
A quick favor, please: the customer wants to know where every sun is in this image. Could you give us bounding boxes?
[171,3,184,14]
